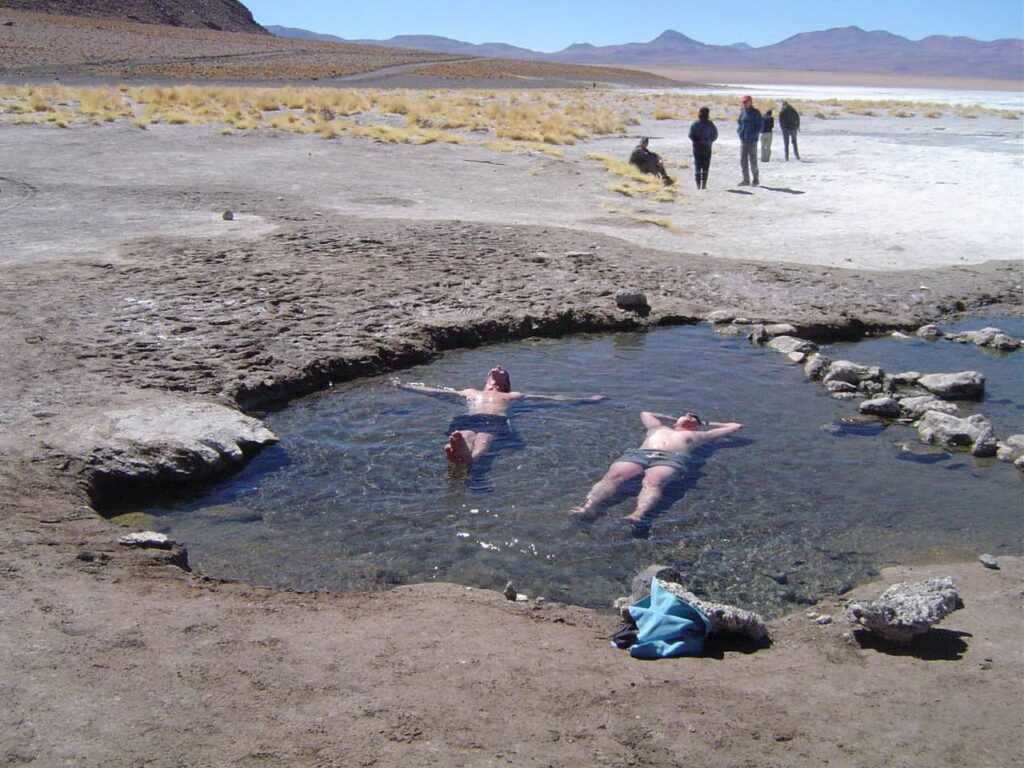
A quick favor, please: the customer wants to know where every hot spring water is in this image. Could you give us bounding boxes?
[135,318,1023,615]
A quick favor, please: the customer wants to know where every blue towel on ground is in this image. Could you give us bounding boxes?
[627,578,711,659]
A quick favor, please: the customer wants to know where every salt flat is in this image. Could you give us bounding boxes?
[2,90,1020,271]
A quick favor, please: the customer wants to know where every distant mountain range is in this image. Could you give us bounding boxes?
[268,25,1024,80]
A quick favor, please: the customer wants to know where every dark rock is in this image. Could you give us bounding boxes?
[614,290,649,311]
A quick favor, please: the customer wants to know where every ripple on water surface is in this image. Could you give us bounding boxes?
[142,318,1024,615]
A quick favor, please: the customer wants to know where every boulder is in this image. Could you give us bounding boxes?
[767,336,818,356]
[765,323,798,337]
[844,577,960,645]
[890,371,923,386]
[996,434,1024,462]
[620,568,769,643]
[615,290,649,311]
[916,324,943,339]
[825,380,858,394]
[947,327,1020,351]
[705,310,734,324]
[859,396,901,419]
[916,411,998,457]
[978,554,1000,570]
[48,396,278,492]
[119,531,174,549]
[803,353,831,381]
[822,360,884,388]
[918,371,985,400]
[898,395,959,419]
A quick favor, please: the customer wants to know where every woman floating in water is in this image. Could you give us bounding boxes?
[391,365,604,465]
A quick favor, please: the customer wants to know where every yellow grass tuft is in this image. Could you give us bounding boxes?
[485,139,565,157]
[600,203,681,231]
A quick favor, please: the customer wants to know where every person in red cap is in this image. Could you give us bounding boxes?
[736,95,764,186]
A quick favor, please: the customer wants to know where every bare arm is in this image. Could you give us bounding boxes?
[389,380,467,402]
[700,422,743,440]
[519,393,605,403]
[640,411,675,429]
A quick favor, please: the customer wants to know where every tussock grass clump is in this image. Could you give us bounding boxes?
[589,153,678,202]
[600,203,681,231]
[485,139,565,157]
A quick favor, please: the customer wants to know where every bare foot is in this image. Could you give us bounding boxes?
[622,512,645,523]
[569,505,597,522]
[444,432,473,464]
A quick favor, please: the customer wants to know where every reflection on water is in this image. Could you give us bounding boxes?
[142,318,1024,615]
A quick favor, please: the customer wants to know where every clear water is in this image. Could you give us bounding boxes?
[140,318,1024,615]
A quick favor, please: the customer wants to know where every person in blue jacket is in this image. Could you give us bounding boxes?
[687,107,718,190]
[736,94,764,186]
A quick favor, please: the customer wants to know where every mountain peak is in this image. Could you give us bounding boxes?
[651,29,700,45]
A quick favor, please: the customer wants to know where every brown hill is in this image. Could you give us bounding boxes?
[1,0,266,33]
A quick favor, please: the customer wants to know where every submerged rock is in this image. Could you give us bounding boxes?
[844,577,960,645]
[916,411,997,457]
[918,371,985,400]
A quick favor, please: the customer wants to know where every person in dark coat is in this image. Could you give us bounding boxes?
[779,101,801,160]
[736,95,763,186]
[629,137,675,185]
[760,108,774,162]
[687,107,718,189]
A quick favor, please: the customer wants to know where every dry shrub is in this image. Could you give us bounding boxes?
[485,139,565,157]
[600,203,681,231]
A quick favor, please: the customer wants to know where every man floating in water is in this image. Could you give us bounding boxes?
[391,365,604,465]
[571,411,743,525]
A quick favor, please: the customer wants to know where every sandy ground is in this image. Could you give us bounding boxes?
[1,86,1023,766]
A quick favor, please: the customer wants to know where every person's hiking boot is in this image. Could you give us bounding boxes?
[752,178,759,186]
[738,180,750,186]
[663,175,675,186]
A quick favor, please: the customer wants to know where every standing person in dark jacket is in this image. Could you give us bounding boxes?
[779,101,801,160]
[760,109,774,162]
[687,107,718,190]
[736,95,763,186]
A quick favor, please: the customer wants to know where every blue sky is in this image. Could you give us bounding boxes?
[244,0,1024,49]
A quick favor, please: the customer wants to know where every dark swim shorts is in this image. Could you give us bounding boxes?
[616,448,688,473]
[447,413,512,438]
